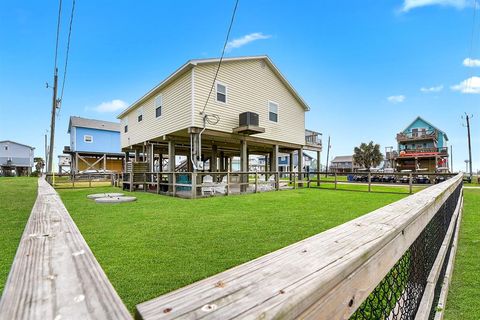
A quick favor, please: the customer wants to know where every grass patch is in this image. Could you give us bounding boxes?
[0,177,37,294]
[58,186,407,313]
[444,189,480,320]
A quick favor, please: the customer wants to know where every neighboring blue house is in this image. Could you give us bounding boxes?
[66,116,124,173]
[0,140,34,176]
[394,116,449,172]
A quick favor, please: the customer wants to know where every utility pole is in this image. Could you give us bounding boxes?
[47,68,59,173]
[463,113,473,180]
[325,136,331,177]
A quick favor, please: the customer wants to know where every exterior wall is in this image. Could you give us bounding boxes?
[401,118,447,149]
[74,127,121,153]
[0,141,34,167]
[193,59,306,146]
[120,70,192,148]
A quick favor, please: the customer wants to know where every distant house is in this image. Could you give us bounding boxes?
[330,155,360,173]
[65,116,125,173]
[0,140,34,176]
[394,117,449,172]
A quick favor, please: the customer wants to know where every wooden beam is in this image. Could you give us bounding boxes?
[0,178,131,319]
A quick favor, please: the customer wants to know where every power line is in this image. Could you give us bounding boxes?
[58,0,76,107]
[53,0,63,73]
[200,0,239,116]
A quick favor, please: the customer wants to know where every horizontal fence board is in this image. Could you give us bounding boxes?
[0,178,131,320]
[136,174,463,320]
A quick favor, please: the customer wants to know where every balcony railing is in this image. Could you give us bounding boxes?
[398,147,448,157]
[396,130,438,142]
[305,130,322,147]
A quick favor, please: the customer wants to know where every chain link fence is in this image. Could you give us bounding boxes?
[351,184,462,319]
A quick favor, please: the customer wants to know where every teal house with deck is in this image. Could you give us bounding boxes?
[394,116,449,172]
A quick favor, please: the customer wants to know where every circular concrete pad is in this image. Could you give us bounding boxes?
[94,196,137,204]
[87,193,124,199]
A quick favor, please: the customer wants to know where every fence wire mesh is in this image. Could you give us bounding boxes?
[351,183,462,320]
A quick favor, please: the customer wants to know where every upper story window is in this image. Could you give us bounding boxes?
[216,82,227,103]
[137,107,144,122]
[84,135,93,143]
[4,146,7,151]
[123,117,128,133]
[155,95,162,118]
[268,101,279,122]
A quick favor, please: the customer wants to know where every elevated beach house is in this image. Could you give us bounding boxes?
[0,140,34,176]
[117,56,322,192]
[64,116,126,173]
[394,116,449,172]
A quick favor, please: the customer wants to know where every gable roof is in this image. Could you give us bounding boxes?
[68,116,120,133]
[402,116,448,141]
[117,55,310,119]
[331,155,353,163]
[0,140,35,150]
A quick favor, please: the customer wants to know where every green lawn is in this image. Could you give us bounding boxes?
[58,186,408,313]
[0,177,37,294]
[444,188,480,320]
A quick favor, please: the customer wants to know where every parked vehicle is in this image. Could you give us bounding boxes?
[370,175,382,182]
[435,175,447,184]
[353,175,368,182]
[382,175,397,183]
[399,176,412,184]
[416,175,431,184]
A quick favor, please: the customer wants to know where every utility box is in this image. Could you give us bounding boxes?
[239,112,259,127]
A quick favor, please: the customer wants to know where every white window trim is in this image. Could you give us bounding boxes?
[268,100,279,123]
[137,107,144,122]
[84,135,93,143]
[155,94,163,118]
[215,81,228,104]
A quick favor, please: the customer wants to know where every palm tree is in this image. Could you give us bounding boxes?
[353,141,384,172]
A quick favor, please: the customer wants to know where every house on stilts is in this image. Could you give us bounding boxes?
[117,55,322,197]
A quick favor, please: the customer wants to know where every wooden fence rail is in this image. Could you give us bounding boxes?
[135,173,463,320]
[0,177,131,320]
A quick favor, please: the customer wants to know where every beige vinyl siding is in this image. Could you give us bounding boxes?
[120,70,192,148]
[193,59,306,146]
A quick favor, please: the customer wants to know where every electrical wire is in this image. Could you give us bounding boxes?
[200,0,239,116]
[53,0,63,73]
[58,0,76,107]
[465,0,479,91]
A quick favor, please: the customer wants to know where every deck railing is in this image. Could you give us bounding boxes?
[120,171,457,197]
[135,173,463,320]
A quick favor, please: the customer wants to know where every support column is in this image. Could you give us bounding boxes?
[289,152,294,183]
[168,141,175,193]
[103,154,107,171]
[316,150,321,186]
[272,145,279,173]
[240,140,248,192]
[211,145,218,172]
[298,148,304,187]
[219,151,225,172]
[124,151,129,172]
[149,143,154,172]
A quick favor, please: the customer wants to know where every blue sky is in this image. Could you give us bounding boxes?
[1,0,479,171]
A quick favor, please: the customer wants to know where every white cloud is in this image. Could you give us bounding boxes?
[420,85,444,93]
[225,32,271,52]
[463,57,480,67]
[387,95,406,103]
[451,76,480,94]
[401,0,469,12]
[90,99,128,113]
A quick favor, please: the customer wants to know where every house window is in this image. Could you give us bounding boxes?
[216,82,227,103]
[122,117,129,133]
[155,95,162,118]
[268,101,278,122]
[84,135,93,143]
[4,146,7,151]
[137,107,144,122]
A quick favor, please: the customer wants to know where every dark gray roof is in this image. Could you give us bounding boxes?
[331,155,353,163]
[68,116,120,133]
[0,140,35,149]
